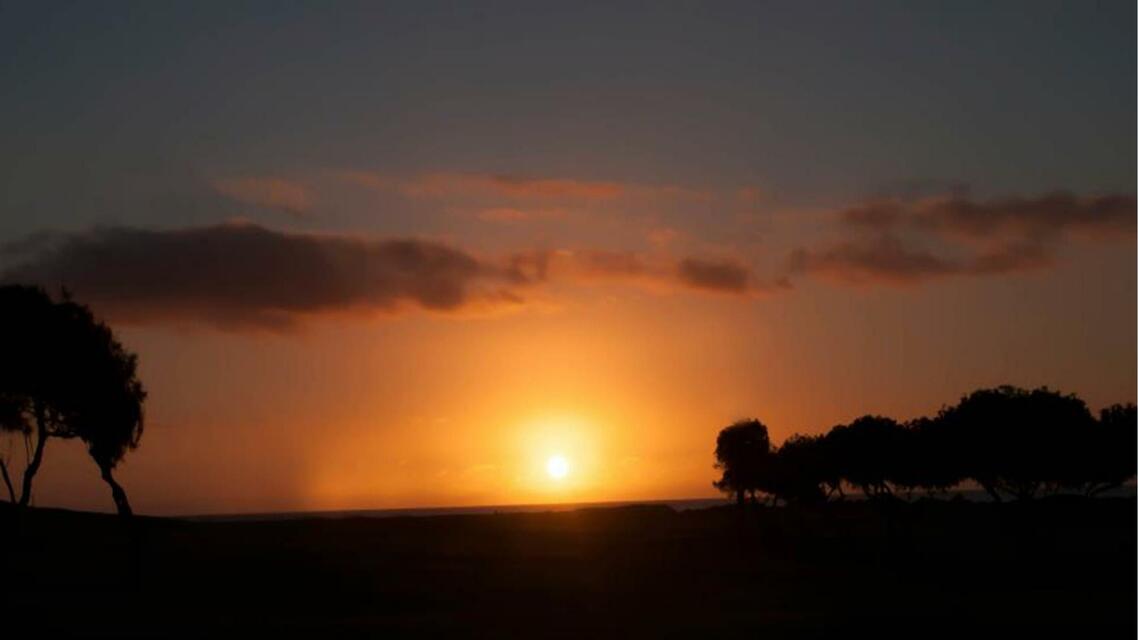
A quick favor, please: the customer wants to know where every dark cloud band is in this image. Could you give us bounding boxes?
[788,235,1055,285]
[842,191,1136,239]
[1,223,769,330]
[796,190,1134,286]
[1,223,505,329]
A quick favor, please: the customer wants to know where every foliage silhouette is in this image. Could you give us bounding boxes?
[762,434,827,505]
[824,416,907,500]
[0,285,60,507]
[902,416,966,498]
[1076,403,1138,496]
[714,385,1135,507]
[0,285,146,516]
[712,419,772,506]
[935,386,1096,500]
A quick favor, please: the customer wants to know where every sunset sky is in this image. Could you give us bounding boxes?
[1,1,1134,515]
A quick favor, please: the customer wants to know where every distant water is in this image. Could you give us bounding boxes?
[183,485,1135,523]
[184,497,731,522]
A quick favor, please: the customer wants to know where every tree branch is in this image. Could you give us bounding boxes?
[0,458,15,503]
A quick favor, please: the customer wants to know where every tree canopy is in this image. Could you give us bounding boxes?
[0,285,146,516]
[713,419,772,506]
[714,386,1136,506]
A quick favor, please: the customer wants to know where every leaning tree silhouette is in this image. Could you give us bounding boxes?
[0,285,146,516]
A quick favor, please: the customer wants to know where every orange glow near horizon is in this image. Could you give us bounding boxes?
[516,414,596,496]
[546,454,570,480]
[20,241,1138,516]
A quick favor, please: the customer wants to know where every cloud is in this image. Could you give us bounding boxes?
[789,236,957,285]
[338,171,624,201]
[968,243,1054,275]
[333,170,719,208]
[1,223,780,330]
[471,207,569,223]
[736,186,762,205]
[840,201,904,231]
[646,227,681,249]
[213,177,313,217]
[788,235,1052,285]
[796,189,1134,287]
[677,258,752,293]
[573,250,651,279]
[842,191,1136,240]
[0,223,521,329]
[511,248,778,296]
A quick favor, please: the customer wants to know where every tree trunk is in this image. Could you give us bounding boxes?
[99,464,133,517]
[979,481,1003,503]
[827,483,845,501]
[0,459,15,502]
[18,406,49,507]
[1088,482,1120,497]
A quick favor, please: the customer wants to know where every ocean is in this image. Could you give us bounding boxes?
[184,497,730,522]
[182,485,1136,522]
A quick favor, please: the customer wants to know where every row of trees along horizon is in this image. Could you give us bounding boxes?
[714,389,1137,506]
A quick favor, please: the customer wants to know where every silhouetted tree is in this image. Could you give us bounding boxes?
[0,393,30,502]
[936,386,1095,501]
[0,285,146,515]
[813,432,845,500]
[52,297,146,516]
[1071,403,1137,496]
[710,385,1131,508]
[0,285,62,506]
[903,416,965,498]
[764,434,827,505]
[713,419,772,507]
[824,416,907,500]
[883,424,924,500]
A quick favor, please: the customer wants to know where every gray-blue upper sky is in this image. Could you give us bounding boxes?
[2,1,1134,237]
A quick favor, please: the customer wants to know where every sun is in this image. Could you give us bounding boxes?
[545,454,570,480]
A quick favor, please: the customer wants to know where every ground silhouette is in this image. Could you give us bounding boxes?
[1,498,1133,636]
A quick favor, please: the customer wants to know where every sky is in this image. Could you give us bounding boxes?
[0,1,1134,515]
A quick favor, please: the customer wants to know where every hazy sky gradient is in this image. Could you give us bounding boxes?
[1,1,1133,514]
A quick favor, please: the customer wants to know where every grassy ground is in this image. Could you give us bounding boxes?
[2,498,1134,637]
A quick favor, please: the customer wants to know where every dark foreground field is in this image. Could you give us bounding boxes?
[3,499,1135,637]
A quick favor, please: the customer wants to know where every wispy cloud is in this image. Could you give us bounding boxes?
[334,170,715,207]
[788,235,1051,285]
[841,191,1136,240]
[471,207,570,223]
[677,258,753,293]
[793,190,1134,287]
[510,248,783,296]
[337,171,624,201]
[212,177,313,217]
